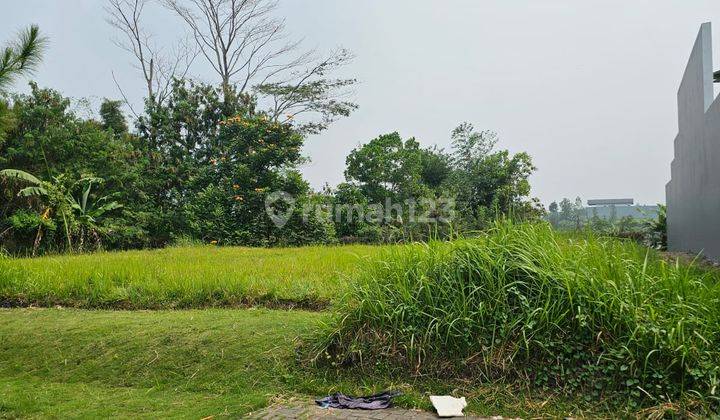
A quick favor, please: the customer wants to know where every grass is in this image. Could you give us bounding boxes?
[0,244,381,309]
[0,308,610,418]
[3,222,719,417]
[0,308,323,418]
[318,220,720,413]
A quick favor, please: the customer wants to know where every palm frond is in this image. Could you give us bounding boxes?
[18,186,48,197]
[0,169,42,185]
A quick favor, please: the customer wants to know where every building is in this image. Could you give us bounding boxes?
[666,23,720,259]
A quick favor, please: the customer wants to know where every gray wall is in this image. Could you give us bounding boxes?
[666,23,720,259]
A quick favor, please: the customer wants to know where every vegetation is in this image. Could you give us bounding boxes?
[547,197,665,248]
[0,5,700,419]
[1,82,540,254]
[0,244,380,309]
[317,220,720,414]
[0,308,612,419]
[0,19,539,256]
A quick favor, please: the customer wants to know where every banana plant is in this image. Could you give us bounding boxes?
[65,178,122,251]
[0,169,72,252]
[0,169,121,253]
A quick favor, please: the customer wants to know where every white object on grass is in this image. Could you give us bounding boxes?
[430,395,467,417]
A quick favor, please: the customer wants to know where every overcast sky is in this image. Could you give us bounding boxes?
[3,1,720,205]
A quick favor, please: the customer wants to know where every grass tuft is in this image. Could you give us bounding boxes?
[316,220,720,411]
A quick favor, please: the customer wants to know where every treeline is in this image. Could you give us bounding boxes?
[0,12,541,255]
[546,197,666,249]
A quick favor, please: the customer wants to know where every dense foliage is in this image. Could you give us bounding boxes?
[317,220,720,411]
[0,20,540,255]
[1,85,539,254]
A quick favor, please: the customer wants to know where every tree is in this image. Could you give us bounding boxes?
[451,122,497,170]
[66,178,123,251]
[163,0,305,95]
[559,198,574,222]
[99,99,129,136]
[134,79,331,246]
[448,123,536,226]
[548,201,559,227]
[106,0,195,108]
[1,170,71,253]
[161,0,357,131]
[344,132,428,203]
[254,49,358,134]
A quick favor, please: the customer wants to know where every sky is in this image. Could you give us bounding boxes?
[3,1,720,206]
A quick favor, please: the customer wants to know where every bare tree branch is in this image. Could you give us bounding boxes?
[106,0,197,106]
[254,48,358,134]
[163,0,312,98]
[111,70,139,118]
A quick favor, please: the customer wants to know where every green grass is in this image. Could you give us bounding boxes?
[0,308,323,418]
[0,244,381,309]
[3,223,718,416]
[0,308,613,418]
[318,221,720,414]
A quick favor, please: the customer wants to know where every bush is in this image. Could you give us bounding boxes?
[317,220,720,409]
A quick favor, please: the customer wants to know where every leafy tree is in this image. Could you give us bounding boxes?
[135,79,332,246]
[450,122,497,169]
[548,201,559,227]
[345,132,434,203]
[99,99,128,136]
[448,123,537,227]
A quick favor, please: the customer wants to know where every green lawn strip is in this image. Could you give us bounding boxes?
[0,376,254,419]
[0,308,320,418]
[0,308,609,418]
[0,244,381,309]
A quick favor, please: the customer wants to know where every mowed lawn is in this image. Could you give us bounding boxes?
[0,244,383,309]
[0,308,326,418]
[0,308,588,419]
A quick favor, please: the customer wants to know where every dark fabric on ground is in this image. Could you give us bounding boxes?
[315,391,402,410]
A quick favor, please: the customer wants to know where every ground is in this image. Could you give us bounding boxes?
[246,403,489,419]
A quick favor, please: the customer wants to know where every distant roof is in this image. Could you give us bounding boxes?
[715,70,720,83]
[587,198,634,206]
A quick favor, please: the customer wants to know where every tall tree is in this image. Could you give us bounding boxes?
[106,0,196,108]
[162,0,357,132]
[448,123,537,226]
[163,0,306,95]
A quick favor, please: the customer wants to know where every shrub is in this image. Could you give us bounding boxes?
[317,220,720,409]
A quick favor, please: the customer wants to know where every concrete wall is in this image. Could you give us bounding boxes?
[666,23,720,259]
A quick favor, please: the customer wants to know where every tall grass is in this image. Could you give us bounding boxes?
[318,220,720,407]
[0,244,381,309]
